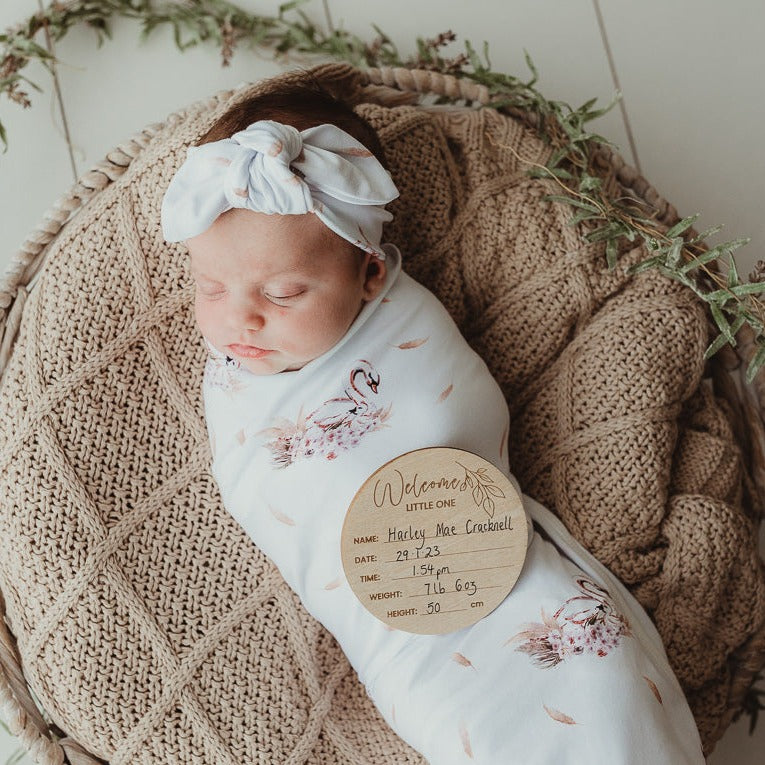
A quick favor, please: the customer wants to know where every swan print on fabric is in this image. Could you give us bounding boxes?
[257,359,392,468]
[507,576,632,668]
[205,353,245,394]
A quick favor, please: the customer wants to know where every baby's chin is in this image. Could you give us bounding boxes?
[239,353,306,375]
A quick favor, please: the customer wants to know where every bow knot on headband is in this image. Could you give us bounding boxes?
[160,119,399,259]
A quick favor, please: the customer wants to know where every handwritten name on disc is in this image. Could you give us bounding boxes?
[341,447,528,635]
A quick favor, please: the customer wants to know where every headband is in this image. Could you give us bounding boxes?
[160,119,399,259]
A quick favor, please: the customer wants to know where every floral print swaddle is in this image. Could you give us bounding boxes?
[203,244,704,764]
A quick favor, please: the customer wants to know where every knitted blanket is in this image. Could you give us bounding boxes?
[0,65,762,762]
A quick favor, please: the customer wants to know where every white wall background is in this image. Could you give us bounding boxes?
[1,1,763,763]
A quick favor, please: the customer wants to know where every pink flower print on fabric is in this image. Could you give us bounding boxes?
[205,353,245,394]
[257,360,392,468]
[507,576,632,668]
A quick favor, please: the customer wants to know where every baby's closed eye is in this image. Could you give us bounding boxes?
[195,282,226,298]
[265,290,305,303]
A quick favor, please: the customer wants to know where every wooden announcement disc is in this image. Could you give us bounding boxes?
[341,447,528,635]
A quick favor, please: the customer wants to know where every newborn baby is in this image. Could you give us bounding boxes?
[161,79,705,764]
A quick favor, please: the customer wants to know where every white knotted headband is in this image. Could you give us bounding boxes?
[160,119,399,259]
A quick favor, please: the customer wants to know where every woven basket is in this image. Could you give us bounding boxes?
[0,62,763,764]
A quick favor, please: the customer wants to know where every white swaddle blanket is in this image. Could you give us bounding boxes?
[203,244,705,764]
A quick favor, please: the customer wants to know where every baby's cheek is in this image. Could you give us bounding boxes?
[285,312,316,344]
[193,296,221,338]
[283,311,328,352]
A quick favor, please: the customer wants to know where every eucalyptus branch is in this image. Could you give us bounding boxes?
[497,138,764,379]
[2,0,763,379]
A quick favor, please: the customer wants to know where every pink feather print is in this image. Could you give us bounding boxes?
[458,721,474,758]
[395,337,428,349]
[452,652,477,671]
[338,146,373,157]
[643,676,663,704]
[269,505,295,526]
[543,705,577,725]
[438,383,454,403]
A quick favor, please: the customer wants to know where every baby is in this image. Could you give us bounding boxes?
[161,78,705,764]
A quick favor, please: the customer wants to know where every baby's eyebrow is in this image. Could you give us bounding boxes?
[190,269,222,283]
[190,266,308,284]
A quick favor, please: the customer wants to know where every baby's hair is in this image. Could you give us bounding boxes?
[195,73,387,169]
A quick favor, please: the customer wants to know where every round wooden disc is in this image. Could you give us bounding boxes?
[341,447,528,635]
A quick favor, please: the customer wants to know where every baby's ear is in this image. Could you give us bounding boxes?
[361,254,387,301]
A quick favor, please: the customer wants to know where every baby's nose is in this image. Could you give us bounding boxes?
[231,298,265,331]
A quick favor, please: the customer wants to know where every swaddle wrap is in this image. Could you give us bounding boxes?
[204,244,705,764]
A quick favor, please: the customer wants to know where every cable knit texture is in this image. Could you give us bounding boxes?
[0,65,763,762]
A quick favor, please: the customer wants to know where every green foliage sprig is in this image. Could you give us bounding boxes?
[2,0,765,381]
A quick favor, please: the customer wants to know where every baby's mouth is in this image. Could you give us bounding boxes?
[227,343,273,359]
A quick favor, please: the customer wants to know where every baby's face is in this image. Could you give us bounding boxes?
[187,208,386,375]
